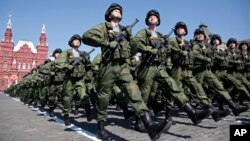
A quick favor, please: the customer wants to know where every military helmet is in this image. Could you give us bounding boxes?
[238,41,249,50]
[174,21,188,35]
[210,34,222,45]
[105,3,123,22]
[52,48,62,57]
[145,9,160,26]
[68,34,81,47]
[194,28,205,38]
[226,38,237,47]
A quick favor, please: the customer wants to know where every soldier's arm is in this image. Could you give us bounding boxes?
[134,29,151,52]
[82,23,109,48]
[39,62,52,75]
[192,44,210,62]
[168,38,182,53]
[55,51,73,70]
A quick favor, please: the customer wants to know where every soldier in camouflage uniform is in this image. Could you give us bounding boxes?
[55,34,91,126]
[82,3,167,141]
[38,59,52,113]
[210,36,250,106]
[38,48,63,117]
[229,41,250,104]
[168,22,230,122]
[192,29,248,116]
[134,10,211,133]
[240,41,250,87]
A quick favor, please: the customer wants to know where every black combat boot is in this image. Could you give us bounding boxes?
[239,94,250,106]
[162,109,173,133]
[96,120,111,141]
[183,103,212,125]
[141,112,167,141]
[39,106,45,113]
[84,104,92,122]
[49,107,55,118]
[227,100,249,116]
[74,105,80,116]
[64,114,71,126]
[134,116,146,133]
[151,99,164,116]
[32,102,38,111]
[206,104,231,122]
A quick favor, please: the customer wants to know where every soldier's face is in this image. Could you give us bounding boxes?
[229,43,236,49]
[177,27,186,36]
[54,53,60,58]
[72,39,81,47]
[213,39,220,46]
[241,44,248,51]
[110,9,122,19]
[196,33,205,41]
[148,15,159,26]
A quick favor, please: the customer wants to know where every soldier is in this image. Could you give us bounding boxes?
[168,23,230,122]
[39,48,64,117]
[55,34,91,126]
[233,41,250,103]
[240,41,250,81]
[82,3,167,141]
[211,36,250,106]
[134,10,212,133]
[192,29,248,116]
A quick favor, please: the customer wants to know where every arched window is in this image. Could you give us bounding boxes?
[22,63,26,70]
[3,61,7,71]
[27,64,31,70]
[18,63,21,70]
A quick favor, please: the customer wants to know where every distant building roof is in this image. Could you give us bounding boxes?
[13,40,37,53]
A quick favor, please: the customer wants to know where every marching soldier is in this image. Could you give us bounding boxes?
[82,3,167,141]
[192,29,248,116]
[38,48,63,117]
[168,23,230,122]
[134,10,211,132]
[232,41,250,103]
[55,34,92,126]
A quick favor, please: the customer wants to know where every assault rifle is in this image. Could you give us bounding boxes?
[69,48,95,66]
[102,19,139,60]
[147,28,174,62]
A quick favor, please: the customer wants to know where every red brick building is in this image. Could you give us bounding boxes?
[0,16,48,91]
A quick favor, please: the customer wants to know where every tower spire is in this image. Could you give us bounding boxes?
[41,24,46,33]
[7,14,12,28]
[3,15,13,42]
[38,24,47,46]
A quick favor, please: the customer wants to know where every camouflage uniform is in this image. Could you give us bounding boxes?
[82,4,167,141]
[55,35,90,125]
[134,12,212,132]
[192,30,248,116]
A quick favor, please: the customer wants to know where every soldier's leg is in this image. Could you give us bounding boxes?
[183,77,210,105]
[39,85,49,113]
[48,84,61,117]
[224,74,249,101]
[95,67,115,140]
[75,79,92,120]
[147,81,165,115]
[27,88,33,107]
[113,85,134,120]
[158,70,212,125]
[32,88,39,110]
[62,77,75,126]
[204,71,248,116]
[120,68,167,141]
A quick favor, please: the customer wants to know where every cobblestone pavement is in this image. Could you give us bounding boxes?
[0,93,249,141]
